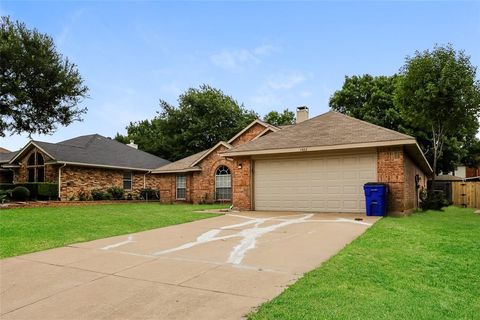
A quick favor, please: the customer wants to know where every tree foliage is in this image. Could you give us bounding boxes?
[330,75,408,130]
[329,45,480,174]
[0,16,88,137]
[116,85,258,161]
[395,45,480,176]
[263,109,295,126]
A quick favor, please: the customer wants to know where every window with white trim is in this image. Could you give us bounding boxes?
[215,166,231,201]
[123,172,132,190]
[176,175,186,200]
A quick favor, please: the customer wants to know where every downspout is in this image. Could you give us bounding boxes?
[143,171,151,201]
[143,171,151,189]
[58,163,67,201]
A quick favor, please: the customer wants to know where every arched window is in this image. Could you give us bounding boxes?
[215,165,231,201]
[26,151,45,182]
[27,153,35,166]
[37,154,44,165]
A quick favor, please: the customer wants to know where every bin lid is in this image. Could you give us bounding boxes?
[364,182,388,186]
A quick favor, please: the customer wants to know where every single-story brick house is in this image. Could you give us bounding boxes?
[151,108,432,215]
[0,135,170,199]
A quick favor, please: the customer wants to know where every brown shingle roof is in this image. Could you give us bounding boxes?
[224,111,415,154]
[151,149,208,173]
[0,147,10,153]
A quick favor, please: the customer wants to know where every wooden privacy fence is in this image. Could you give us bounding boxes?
[452,181,480,209]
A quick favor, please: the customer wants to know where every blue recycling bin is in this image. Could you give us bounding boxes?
[363,183,388,216]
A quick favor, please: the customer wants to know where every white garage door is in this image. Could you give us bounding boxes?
[254,153,377,212]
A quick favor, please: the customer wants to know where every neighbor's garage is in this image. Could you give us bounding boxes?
[253,151,377,212]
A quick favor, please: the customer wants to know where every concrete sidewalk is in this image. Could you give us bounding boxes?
[0,212,379,319]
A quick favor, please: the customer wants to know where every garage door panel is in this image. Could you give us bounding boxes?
[343,185,358,194]
[254,153,376,212]
[359,170,376,179]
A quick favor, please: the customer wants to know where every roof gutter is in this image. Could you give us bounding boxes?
[45,161,154,172]
[221,139,417,157]
[151,167,202,174]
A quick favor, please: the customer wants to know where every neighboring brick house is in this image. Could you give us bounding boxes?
[0,135,170,200]
[150,120,279,207]
[453,165,480,179]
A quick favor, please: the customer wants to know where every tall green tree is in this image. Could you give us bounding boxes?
[0,16,88,137]
[395,45,480,177]
[116,85,258,161]
[263,109,295,126]
[329,52,480,174]
[329,75,406,130]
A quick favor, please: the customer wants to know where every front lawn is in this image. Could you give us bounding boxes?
[250,207,480,319]
[0,203,225,258]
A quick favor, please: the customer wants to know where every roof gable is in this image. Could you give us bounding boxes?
[151,141,233,173]
[190,141,232,167]
[227,119,279,145]
[9,141,57,164]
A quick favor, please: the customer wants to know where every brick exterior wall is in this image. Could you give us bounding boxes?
[60,166,159,200]
[377,146,405,214]
[377,146,428,215]
[153,122,267,207]
[230,123,270,147]
[404,154,427,212]
[231,156,253,210]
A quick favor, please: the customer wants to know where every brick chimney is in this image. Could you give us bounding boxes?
[127,140,138,149]
[296,106,309,123]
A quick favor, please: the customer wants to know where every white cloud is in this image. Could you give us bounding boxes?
[267,72,306,90]
[56,9,85,47]
[300,90,312,98]
[210,44,278,72]
[249,71,315,110]
[250,91,283,109]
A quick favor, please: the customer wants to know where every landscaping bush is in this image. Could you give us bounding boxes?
[78,191,89,201]
[0,183,14,190]
[91,188,117,201]
[420,189,449,211]
[37,183,58,200]
[90,189,104,201]
[139,188,159,201]
[0,189,10,203]
[11,186,30,201]
[106,187,124,200]
[102,192,113,200]
[14,183,58,200]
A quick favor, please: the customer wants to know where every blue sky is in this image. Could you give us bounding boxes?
[1,1,479,150]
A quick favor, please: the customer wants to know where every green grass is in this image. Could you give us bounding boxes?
[250,207,480,320]
[0,203,225,258]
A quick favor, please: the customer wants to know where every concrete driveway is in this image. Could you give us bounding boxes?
[0,211,379,320]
